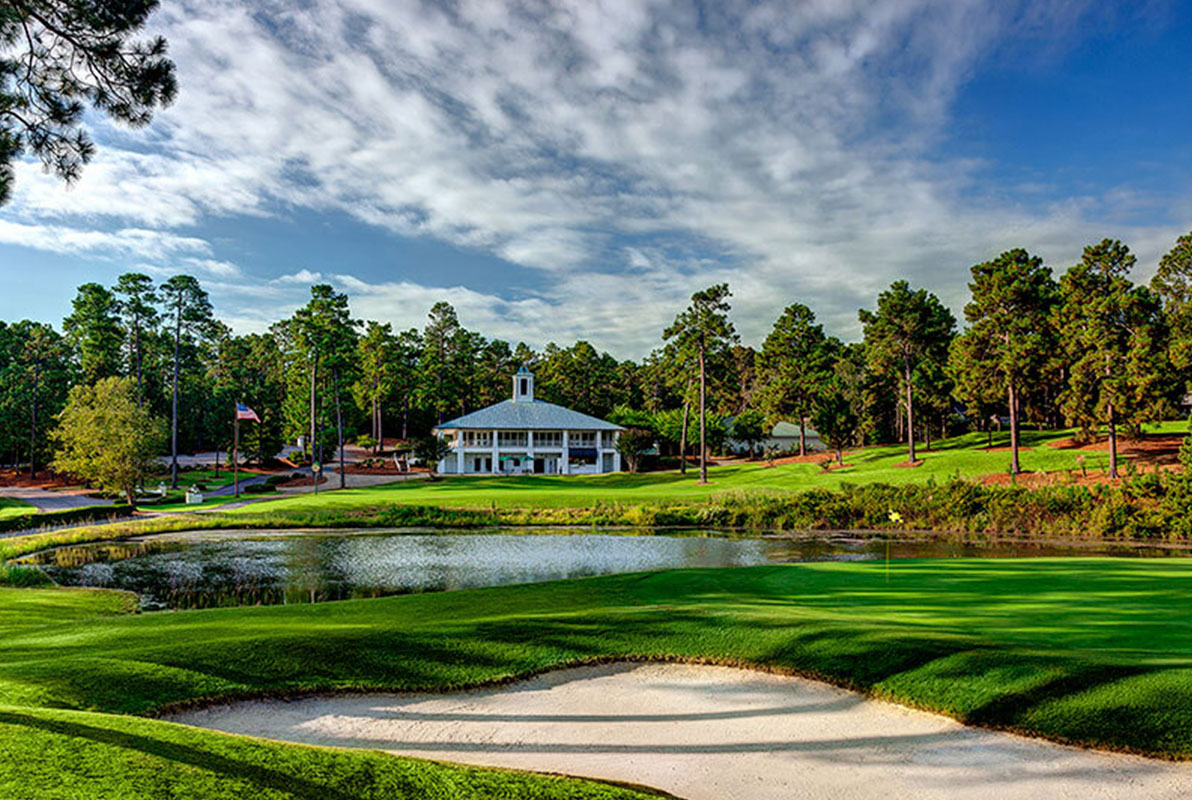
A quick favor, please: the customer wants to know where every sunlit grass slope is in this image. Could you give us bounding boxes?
[5,558,1192,759]
[234,430,1099,513]
[0,497,35,520]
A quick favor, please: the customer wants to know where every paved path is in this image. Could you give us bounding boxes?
[0,486,113,513]
[171,663,1192,800]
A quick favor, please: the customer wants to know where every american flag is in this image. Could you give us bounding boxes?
[236,403,260,422]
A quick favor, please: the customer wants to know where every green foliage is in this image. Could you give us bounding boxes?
[536,340,633,418]
[728,408,767,457]
[413,435,453,474]
[811,387,858,462]
[1055,240,1169,475]
[50,377,165,503]
[0,319,72,473]
[209,332,285,464]
[61,283,122,385]
[665,284,737,482]
[950,248,1058,472]
[757,303,837,453]
[1152,230,1192,376]
[614,426,654,473]
[859,280,956,461]
[0,0,176,205]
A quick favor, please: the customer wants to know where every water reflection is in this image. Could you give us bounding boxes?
[18,529,1189,610]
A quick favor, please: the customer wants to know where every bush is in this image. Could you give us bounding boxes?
[0,565,53,587]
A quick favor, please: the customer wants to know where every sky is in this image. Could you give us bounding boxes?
[1,0,1190,359]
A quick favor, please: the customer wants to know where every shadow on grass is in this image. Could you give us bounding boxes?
[0,710,361,800]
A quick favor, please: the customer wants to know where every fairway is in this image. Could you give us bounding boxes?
[230,430,1100,513]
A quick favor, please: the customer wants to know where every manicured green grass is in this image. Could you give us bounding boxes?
[231,430,1101,513]
[0,497,35,520]
[5,559,1192,761]
[0,705,657,800]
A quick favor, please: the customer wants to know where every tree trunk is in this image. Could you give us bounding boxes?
[1008,380,1021,475]
[134,324,143,407]
[402,397,409,440]
[904,363,916,463]
[1107,401,1118,479]
[170,306,181,489]
[29,356,39,478]
[309,356,317,459]
[377,397,384,454]
[679,400,690,474]
[698,348,708,484]
[799,419,806,457]
[334,368,346,489]
[836,446,843,465]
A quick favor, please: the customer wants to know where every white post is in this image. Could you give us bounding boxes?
[454,430,463,475]
[491,429,499,474]
[527,430,535,473]
[562,431,570,475]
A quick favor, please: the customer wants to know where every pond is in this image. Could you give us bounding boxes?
[17,528,1189,610]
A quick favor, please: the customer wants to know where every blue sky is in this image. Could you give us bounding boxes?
[1,0,1190,358]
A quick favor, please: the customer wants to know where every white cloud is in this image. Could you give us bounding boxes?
[0,218,212,259]
[2,0,1189,356]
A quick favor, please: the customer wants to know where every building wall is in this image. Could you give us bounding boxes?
[436,429,621,475]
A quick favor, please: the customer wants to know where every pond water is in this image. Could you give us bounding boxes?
[17,528,1190,610]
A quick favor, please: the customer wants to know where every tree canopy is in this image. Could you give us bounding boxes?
[0,0,176,204]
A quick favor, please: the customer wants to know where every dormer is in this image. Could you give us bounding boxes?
[513,366,535,402]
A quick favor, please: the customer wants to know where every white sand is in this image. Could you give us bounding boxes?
[170,663,1192,799]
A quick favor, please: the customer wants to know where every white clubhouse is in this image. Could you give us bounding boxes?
[433,367,623,475]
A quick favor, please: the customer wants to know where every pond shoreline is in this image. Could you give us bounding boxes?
[18,526,1192,611]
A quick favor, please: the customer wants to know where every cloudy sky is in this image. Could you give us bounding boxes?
[1,0,1190,357]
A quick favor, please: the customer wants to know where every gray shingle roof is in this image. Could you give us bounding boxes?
[434,400,623,431]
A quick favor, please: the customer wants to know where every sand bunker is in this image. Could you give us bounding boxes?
[170,662,1192,799]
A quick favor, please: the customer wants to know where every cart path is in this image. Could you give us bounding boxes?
[168,662,1192,799]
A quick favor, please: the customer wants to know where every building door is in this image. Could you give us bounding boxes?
[534,458,545,473]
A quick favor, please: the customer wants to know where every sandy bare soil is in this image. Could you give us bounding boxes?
[170,663,1192,800]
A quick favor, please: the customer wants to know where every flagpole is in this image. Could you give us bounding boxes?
[233,403,240,499]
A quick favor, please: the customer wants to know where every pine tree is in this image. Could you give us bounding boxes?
[664,284,737,484]
[1055,239,1168,478]
[62,282,122,384]
[758,303,837,456]
[113,273,159,407]
[0,0,176,204]
[859,281,955,463]
[950,249,1058,473]
[160,275,215,487]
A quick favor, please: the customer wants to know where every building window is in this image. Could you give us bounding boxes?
[498,431,528,447]
[534,431,562,448]
[570,432,596,447]
[462,431,492,447]
[520,378,528,395]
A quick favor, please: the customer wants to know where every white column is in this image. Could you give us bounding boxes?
[527,430,535,473]
[453,430,463,475]
[562,431,570,474]
[491,429,499,474]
